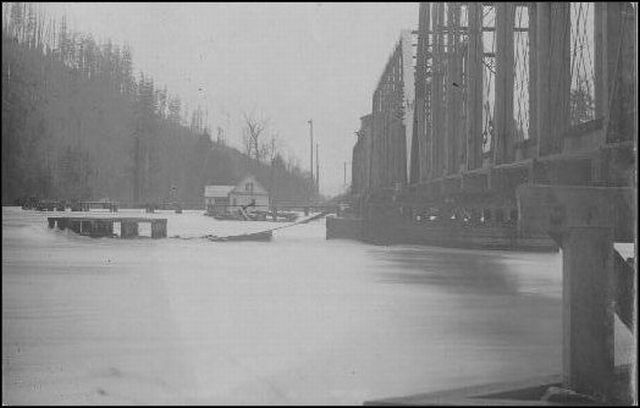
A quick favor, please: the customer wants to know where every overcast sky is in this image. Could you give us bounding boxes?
[42,2,418,196]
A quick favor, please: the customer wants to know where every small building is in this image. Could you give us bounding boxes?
[204,185,235,214]
[204,175,270,214]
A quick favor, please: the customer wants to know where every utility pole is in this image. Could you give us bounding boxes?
[316,142,319,194]
[307,119,314,188]
[344,161,347,185]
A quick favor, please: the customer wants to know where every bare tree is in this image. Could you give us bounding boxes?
[242,111,269,162]
[260,132,280,164]
[215,126,226,145]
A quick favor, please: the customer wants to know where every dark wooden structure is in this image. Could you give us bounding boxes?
[346,2,635,251]
[47,216,167,239]
[516,185,634,400]
[356,3,637,403]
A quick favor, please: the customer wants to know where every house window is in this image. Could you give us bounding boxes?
[232,197,237,206]
[245,182,253,192]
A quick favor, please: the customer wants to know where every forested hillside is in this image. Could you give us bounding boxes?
[2,3,313,207]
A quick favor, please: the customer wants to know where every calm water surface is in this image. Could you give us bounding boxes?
[2,206,622,405]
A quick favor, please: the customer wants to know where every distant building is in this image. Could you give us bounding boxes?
[204,175,270,214]
[204,185,235,214]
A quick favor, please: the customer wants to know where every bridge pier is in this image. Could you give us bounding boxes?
[517,185,632,401]
[562,226,615,398]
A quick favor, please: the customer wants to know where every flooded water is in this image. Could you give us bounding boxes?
[2,206,632,404]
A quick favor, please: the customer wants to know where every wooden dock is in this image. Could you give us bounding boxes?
[47,217,167,239]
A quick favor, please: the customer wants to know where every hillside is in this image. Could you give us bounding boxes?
[1,3,313,207]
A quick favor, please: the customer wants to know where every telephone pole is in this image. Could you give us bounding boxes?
[344,161,347,185]
[343,161,352,191]
[307,119,314,188]
[316,142,319,194]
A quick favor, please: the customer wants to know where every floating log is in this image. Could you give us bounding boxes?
[206,230,272,242]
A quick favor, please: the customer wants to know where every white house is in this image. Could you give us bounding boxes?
[204,175,270,214]
[204,185,234,214]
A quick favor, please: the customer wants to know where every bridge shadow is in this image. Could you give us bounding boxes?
[372,247,520,296]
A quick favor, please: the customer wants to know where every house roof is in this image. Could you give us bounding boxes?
[204,185,235,198]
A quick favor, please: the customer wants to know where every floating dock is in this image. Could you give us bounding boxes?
[47,217,167,239]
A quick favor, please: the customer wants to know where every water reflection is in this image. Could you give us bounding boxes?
[374,247,520,295]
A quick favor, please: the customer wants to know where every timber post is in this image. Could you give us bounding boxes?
[516,184,633,401]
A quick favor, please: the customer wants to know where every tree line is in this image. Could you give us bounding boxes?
[2,2,315,207]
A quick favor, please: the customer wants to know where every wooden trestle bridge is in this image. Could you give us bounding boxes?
[346,2,636,251]
[351,3,636,404]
